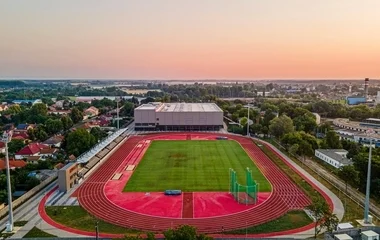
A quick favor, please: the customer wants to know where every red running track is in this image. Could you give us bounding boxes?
[74,133,319,233]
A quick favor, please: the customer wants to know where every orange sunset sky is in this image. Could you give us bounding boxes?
[0,0,380,80]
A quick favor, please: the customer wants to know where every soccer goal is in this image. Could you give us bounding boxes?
[229,168,258,205]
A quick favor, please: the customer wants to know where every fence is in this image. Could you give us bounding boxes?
[0,173,57,219]
[267,138,380,221]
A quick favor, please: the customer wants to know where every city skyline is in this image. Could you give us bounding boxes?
[1,0,380,80]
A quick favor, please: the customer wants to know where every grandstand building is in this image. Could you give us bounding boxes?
[134,102,224,131]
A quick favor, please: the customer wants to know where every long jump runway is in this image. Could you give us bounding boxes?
[40,132,334,236]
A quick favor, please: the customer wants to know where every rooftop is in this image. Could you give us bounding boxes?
[0,159,27,170]
[60,162,77,171]
[315,149,351,165]
[136,102,223,112]
[362,230,379,237]
[334,234,352,240]
[363,118,380,122]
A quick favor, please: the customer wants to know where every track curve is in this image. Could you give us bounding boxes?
[77,133,317,233]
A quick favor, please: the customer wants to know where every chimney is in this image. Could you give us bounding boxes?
[364,78,369,101]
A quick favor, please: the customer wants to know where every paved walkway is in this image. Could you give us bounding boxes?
[6,181,56,239]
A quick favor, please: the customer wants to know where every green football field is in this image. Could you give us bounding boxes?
[123,140,271,192]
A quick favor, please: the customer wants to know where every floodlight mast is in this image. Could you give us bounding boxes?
[1,131,14,232]
[364,128,374,223]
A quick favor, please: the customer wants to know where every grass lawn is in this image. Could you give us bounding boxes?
[124,140,271,192]
[23,227,57,238]
[45,206,311,235]
[225,210,312,234]
[45,206,139,234]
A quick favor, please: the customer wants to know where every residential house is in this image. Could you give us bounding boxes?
[12,99,42,105]
[99,114,113,121]
[42,135,64,148]
[39,148,58,160]
[15,143,49,160]
[48,107,71,116]
[26,156,41,164]
[84,106,99,117]
[15,123,35,132]
[11,132,29,142]
[0,159,27,170]
[0,104,8,112]
[55,100,64,109]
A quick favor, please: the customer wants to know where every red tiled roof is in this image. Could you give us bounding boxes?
[40,148,57,154]
[0,142,5,148]
[16,143,49,155]
[0,159,27,170]
[12,132,29,140]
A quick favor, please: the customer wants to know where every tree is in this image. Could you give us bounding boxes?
[45,118,64,135]
[64,128,96,157]
[250,123,262,135]
[61,116,74,130]
[239,117,248,127]
[0,174,15,203]
[163,225,213,240]
[7,104,21,114]
[288,144,299,156]
[293,112,317,133]
[338,165,359,193]
[41,97,54,106]
[325,131,342,149]
[90,127,108,142]
[123,102,135,117]
[30,103,48,116]
[26,176,41,190]
[70,107,83,123]
[338,165,359,210]
[27,128,36,141]
[35,128,48,141]
[7,139,25,154]
[298,140,314,161]
[141,97,155,104]
[269,115,294,139]
[307,200,338,238]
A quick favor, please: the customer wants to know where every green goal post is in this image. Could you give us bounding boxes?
[229,168,258,205]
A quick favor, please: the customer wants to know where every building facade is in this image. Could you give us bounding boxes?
[346,96,366,105]
[134,102,224,131]
[314,149,352,169]
[58,162,79,192]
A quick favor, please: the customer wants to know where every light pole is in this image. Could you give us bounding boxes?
[1,131,13,232]
[95,220,99,240]
[364,128,374,224]
[116,97,120,129]
[247,104,250,136]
